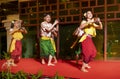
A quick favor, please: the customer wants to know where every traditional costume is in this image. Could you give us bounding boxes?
[40,36,56,58]
[9,31,23,63]
[40,22,56,58]
[79,23,97,63]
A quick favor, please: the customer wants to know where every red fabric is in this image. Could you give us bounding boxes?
[11,40,22,63]
[81,36,97,63]
[1,59,120,79]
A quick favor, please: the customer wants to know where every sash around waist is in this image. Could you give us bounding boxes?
[41,36,51,40]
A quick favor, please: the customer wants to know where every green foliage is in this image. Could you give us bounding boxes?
[51,72,64,79]
[0,70,65,79]
[1,71,13,79]
[14,71,27,79]
[31,70,42,79]
[2,51,10,60]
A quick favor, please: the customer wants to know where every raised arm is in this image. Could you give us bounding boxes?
[93,18,103,29]
[20,27,28,34]
[41,20,59,32]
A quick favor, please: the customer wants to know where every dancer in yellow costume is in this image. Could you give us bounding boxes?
[78,11,103,72]
[9,20,27,66]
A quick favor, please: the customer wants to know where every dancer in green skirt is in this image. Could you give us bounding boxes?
[40,13,59,66]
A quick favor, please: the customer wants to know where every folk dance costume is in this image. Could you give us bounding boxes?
[79,23,97,64]
[9,31,23,63]
[40,22,56,59]
[40,36,56,58]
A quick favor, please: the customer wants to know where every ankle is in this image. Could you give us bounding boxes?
[86,64,91,68]
[81,68,88,72]
[41,59,46,64]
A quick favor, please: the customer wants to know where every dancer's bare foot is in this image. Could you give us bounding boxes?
[41,59,46,64]
[48,63,55,66]
[81,68,88,72]
[81,62,89,72]
[86,64,91,69]
[42,61,45,64]
[12,63,17,66]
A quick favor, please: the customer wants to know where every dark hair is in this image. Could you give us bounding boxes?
[10,20,17,28]
[82,16,87,21]
[43,13,51,17]
[82,11,93,21]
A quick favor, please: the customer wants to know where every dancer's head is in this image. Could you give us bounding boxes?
[43,13,51,23]
[11,20,22,28]
[84,11,93,19]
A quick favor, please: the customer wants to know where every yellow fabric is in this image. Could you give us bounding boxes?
[84,26,96,37]
[41,36,56,52]
[10,31,23,53]
[50,38,56,52]
[41,36,51,40]
[12,32,23,40]
[79,24,96,42]
[79,34,87,42]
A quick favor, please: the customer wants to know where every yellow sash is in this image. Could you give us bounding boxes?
[79,25,96,42]
[10,32,23,53]
[41,36,56,52]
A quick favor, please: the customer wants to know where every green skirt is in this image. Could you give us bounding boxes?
[40,39,55,58]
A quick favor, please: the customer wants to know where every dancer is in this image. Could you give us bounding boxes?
[9,20,27,66]
[78,11,103,72]
[40,13,59,66]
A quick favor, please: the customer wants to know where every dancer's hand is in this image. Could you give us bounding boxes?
[54,19,59,25]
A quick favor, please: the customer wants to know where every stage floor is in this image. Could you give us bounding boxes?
[0,58,120,79]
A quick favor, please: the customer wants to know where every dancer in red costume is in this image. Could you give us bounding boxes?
[78,11,103,72]
[9,20,27,66]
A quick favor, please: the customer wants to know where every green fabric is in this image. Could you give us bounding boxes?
[75,43,81,55]
[75,47,81,55]
[40,39,55,58]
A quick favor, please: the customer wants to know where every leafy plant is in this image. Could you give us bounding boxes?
[0,70,65,79]
[1,71,13,79]
[2,51,10,60]
[30,70,42,79]
[14,71,27,79]
[51,72,64,79]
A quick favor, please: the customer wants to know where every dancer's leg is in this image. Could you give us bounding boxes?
[48,55,55,66]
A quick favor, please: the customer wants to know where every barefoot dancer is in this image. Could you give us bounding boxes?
[9,20,27,66]
[79,11,103,72]
[40,14,59,66]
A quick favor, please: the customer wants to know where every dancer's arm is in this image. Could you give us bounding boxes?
[93,18,103,29]
[41,20,59,32]
[79,20,88,29]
